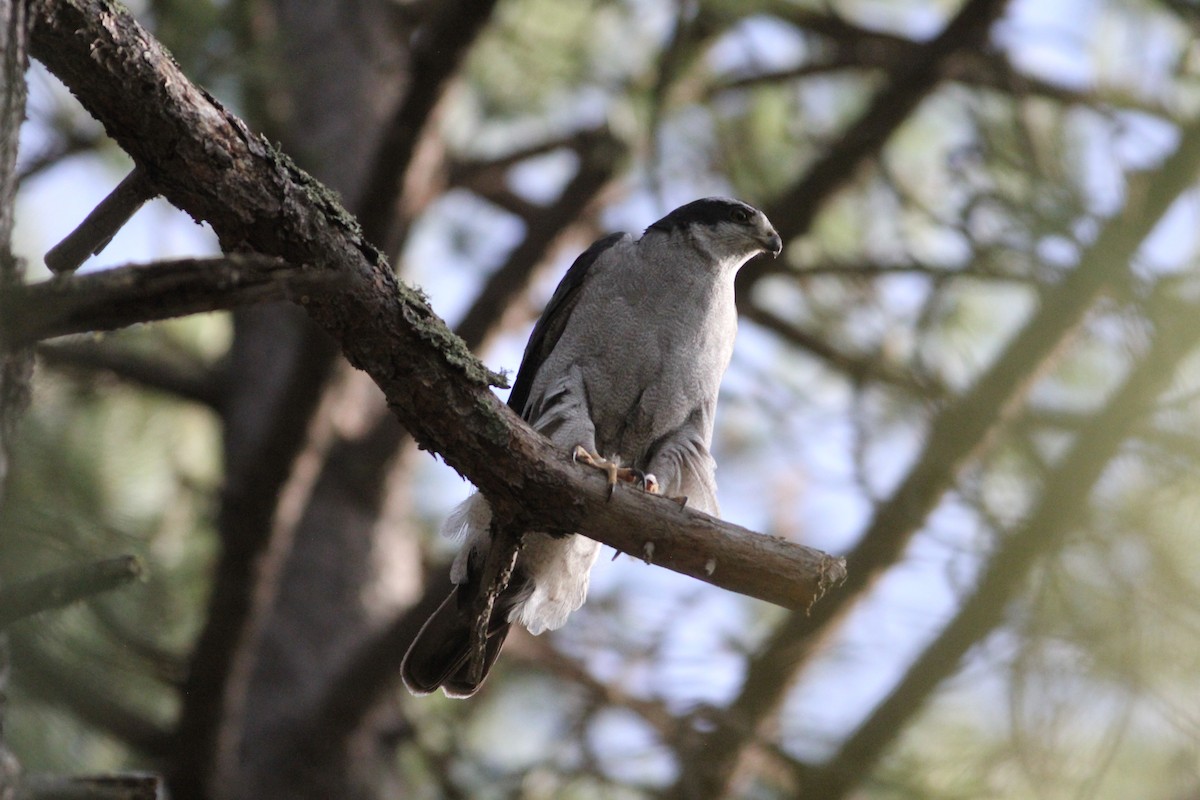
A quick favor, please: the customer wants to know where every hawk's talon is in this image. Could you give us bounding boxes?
[572,447,657,501]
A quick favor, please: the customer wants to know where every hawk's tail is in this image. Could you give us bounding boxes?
[401,578,526,698]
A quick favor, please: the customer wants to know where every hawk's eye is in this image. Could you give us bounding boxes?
[731,207,751,223]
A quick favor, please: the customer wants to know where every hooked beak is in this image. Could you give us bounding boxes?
[761,228,783,258]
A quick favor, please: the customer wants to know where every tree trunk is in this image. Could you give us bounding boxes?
[180,2,416,799]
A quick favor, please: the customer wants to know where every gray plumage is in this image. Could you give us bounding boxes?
[402,197,782,697]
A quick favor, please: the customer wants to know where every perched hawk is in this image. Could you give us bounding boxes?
[402,197,782,697]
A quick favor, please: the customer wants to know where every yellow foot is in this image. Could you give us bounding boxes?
[572,446,655,500]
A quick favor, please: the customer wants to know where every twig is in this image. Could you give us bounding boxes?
[1,255,339,348]
[446,127,612,192]
[708,25,1168,118]
[16,126,103,185]
[467,518,523,687]
[0,556,143,629]
[505,632,679,738]
[741,302,948,398]
[44,165,157,274]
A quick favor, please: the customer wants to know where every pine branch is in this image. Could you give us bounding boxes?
[354,0,500,255]
[740,303,947,397]
[711,13,1170,118]
[454,127,624,351]
[446,127,614,195]
[0,556,143,629]
[15,125,103,184]
[1,255,339,348]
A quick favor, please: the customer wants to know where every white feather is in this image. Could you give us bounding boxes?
[446,493,491,585]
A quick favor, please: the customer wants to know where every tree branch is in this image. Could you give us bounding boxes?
[29,0,844,612]
[44,165,157,274]
[0,255,339,348]
[36,340,222,408]
[0,556,143,629]
[15,124,103,185]
[454,127,624,350]
[446,127,613,196]
[740,302,947,398]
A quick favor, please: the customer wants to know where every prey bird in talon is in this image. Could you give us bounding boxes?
[401,197,783,698]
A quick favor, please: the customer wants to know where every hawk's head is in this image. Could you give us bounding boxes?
[646,197,783,268]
